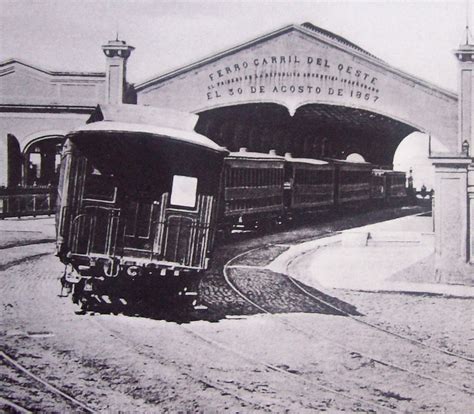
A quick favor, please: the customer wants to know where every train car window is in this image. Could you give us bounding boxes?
[83,165,116,202]
[170,175,198,208]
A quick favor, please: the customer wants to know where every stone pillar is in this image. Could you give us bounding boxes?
[469,164,474,264]
[101,39,134,104]
[431,42,474,284]
[432,157,472,282]
[0,136,9,187]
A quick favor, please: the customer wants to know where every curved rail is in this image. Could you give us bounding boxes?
[223,245,474,398]
[231,240,474,363]
[88,318,276,413]
[182,324,401,413]
[0,350,97,414]
[0,396,32,414]
[222,251,403,413]
[287,274,474,363]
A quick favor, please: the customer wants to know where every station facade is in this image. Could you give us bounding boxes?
[0,23,472,283]
[0,39,135,188]
[137,23,458,165]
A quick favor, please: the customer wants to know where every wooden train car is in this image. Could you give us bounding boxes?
[284,153,335,211]
[222,148,285,227]
[330,159,373,207]
[371,169,387,202]
[385,170,407,201]
[56,104,228,308]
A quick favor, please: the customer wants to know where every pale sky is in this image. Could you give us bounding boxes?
[1,0,472,92]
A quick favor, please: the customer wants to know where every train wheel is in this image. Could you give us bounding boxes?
[72,279,95,312]
[177,274,201,309]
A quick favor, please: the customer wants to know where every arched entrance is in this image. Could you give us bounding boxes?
[22,135,64,186]
[196,103,418,166]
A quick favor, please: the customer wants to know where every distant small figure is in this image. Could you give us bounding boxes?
[420,184,427,199]
[407,168,415,200]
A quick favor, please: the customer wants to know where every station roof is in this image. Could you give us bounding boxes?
[135,22,454,98]
[136,22,385,92]
[0,58,105,78]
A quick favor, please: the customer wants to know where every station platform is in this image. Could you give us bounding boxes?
[0,216,55,249]
[269,213,474,297]
[0,216,55,234]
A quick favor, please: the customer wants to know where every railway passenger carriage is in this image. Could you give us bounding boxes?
[385,170,407,201]
[284,153,335,212]
[371,169,387,202]
[222,148,285,227]
[331,159,373,207]
[370,169,407,203]
[56,104,228,308]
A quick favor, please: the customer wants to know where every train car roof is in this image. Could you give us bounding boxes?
[372,168,406,174]
[325,158,372,166]
[87,104,199,131]
[72,122,227,153]
[284,155,329,165]
[385,170,406,174]
[226,148,285,161]
[69,103,227,153]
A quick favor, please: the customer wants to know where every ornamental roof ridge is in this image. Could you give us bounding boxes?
[300,22,381,61]
[138,23,386,91]
[0,58,105,78]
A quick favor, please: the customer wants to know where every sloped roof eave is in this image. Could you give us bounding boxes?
[135,24,297,92]
[0,58,105,78]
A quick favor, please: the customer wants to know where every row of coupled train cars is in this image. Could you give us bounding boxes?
[56,104,406,309]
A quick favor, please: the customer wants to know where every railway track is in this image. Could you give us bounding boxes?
[88,317,287,413]
[182,324,399,413]
[222,243,474,405]
[89,312,397,413]
[3,206,469,412]
[0,350,97,413]
[227,241,474,364]
[0,395,32,414]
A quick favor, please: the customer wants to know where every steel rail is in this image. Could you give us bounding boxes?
[0,350,97,414]
[223,250,400,414]
[224,244,473,402]
[88,317,276,413]
[0,396,33,414]
[284,247,474,364]
[286,275,474,396]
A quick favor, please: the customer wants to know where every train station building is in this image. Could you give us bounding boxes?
[0,23,472,282]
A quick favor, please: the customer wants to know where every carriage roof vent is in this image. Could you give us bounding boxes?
[284,152,292,159]
[269,149,277,156]
[239,147,248,152]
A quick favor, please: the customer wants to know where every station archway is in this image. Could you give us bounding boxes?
[21,132,66,186]
[195,103,418,167]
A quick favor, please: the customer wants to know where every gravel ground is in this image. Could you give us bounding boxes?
[2,205,473,412]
